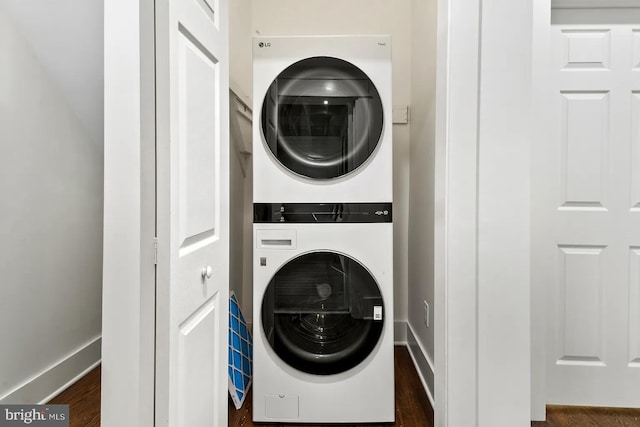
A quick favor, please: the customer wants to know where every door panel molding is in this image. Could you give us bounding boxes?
[553,0,640,8]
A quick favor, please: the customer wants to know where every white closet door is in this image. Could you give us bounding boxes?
[155,0,230,425]
[540,22,640,407]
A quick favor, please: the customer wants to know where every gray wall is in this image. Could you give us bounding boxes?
[0,6,103,403]
[407,0,437,399]
[229,0,253,318]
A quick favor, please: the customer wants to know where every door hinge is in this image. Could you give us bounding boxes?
[153,237,158,265]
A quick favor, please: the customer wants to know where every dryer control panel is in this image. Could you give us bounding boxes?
[253,202,392,223]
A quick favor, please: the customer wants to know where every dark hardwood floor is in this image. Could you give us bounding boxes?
[532,406,640,427]
[47,350,640,426]
[48,365,101,427]
[229,346,434,427]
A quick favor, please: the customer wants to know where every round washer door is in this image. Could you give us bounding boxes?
[261,57,384,180]
[261,251,384,375]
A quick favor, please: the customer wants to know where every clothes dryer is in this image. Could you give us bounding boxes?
[253,36,392,203]
[252,205,394,423]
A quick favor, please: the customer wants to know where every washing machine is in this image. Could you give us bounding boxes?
[252,204,394,423]
[253,35,392,203]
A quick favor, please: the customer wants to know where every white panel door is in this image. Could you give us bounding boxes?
[155,0,230,425]
[540,24,640,407]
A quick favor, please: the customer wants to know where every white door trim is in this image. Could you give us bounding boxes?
[434,1,533,425]
[433,0,480,425]
[531,0,553,421]
[552,0,640,8]
[102,0,157,426]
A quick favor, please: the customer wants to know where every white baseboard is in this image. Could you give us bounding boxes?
[394,320,407,344]
[0,336,102,404]
[406,323,435,407]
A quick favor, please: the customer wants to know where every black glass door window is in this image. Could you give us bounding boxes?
[261,252,384,375]
[261,57,384,179]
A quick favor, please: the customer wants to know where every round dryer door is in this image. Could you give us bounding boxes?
[261,57,384,180]
[261,251,384,375]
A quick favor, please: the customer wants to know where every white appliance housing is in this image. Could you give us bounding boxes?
[253,35,393,203]
[252,223,394,423]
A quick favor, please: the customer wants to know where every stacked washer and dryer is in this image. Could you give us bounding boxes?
[252,35,394,423]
